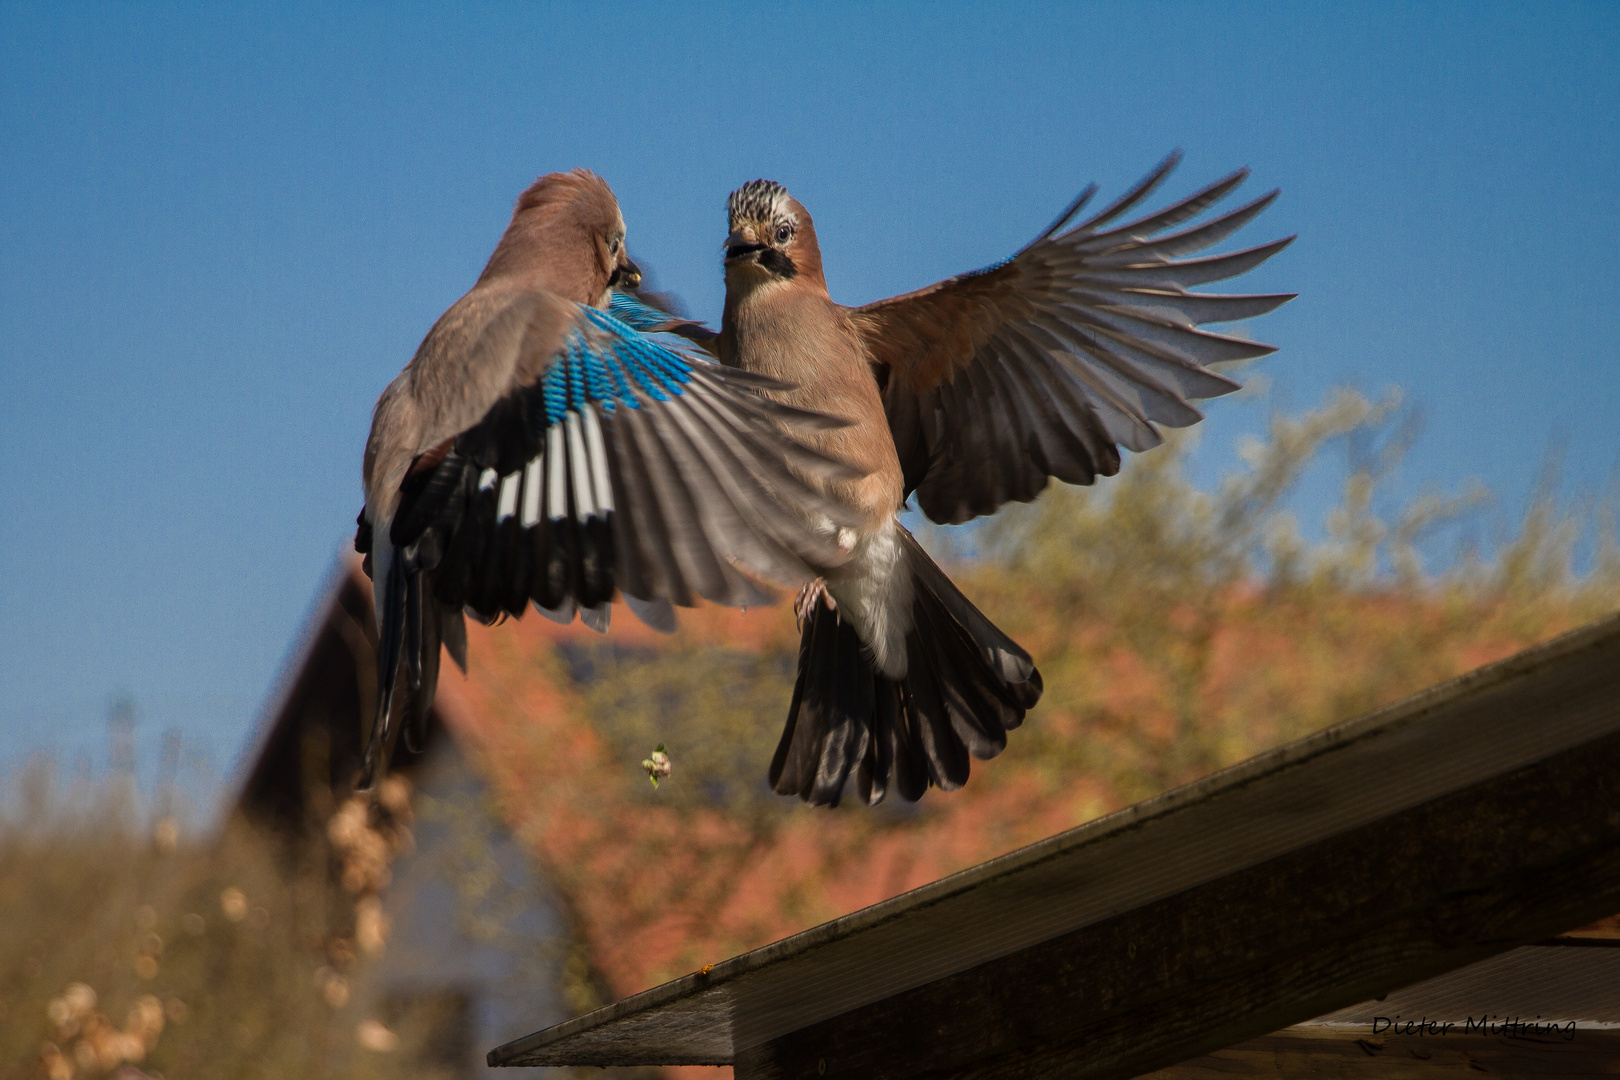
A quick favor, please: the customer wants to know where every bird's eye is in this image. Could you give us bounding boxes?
[610,237,621,254]
[774,224,793,244]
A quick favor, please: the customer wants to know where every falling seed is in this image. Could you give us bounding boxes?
[642,744,671,787]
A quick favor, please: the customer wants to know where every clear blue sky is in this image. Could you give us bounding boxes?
[3,2,1617,786]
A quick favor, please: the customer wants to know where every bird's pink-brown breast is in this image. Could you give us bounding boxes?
[725,284,903,525]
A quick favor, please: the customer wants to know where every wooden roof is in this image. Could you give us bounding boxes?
[490,612,1620,1080]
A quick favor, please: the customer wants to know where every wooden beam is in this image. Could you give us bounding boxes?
[743,728,1620,1080]
[489,614,1620,1080]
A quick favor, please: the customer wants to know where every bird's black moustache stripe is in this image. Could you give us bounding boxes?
[726,243,797,279]
[759,248,796,278]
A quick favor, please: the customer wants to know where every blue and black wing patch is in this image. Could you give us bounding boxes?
[376,296,861,651]
[605,290,686,332]
[608,289,721,354]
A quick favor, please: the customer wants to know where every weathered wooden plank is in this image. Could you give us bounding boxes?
[739,727,1620,1080]
[489,614,1620,1075]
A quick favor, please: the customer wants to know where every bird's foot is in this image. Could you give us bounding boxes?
[795,578,837,629]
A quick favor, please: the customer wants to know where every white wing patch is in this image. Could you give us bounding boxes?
[496,471,520,523]
[546,425,567,521]
[582,406,614,514]
[565,411,596,519]
[520,453,543,527]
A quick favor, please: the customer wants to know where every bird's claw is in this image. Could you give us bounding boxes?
[795,578,836,630]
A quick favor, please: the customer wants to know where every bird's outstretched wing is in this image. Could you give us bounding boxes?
[355,291,862,779]
[850,150,1295,525]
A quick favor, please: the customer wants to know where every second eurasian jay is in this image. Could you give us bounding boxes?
[709,151,1295,807]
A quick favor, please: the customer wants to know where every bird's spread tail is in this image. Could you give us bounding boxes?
[770,528,1042,806]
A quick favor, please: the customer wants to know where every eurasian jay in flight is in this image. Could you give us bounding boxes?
[707,151,1295,806]
[354,169,863,785]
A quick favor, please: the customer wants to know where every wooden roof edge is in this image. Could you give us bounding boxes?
[490,609,1620,1067]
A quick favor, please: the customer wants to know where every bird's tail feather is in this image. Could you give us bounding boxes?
[360,545,464,789]
[360,548,406,791]
[402,585,443,755]
[769,530,1042,807]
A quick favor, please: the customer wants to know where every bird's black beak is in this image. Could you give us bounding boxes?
[609,258,642,289]
[725,230,765,263]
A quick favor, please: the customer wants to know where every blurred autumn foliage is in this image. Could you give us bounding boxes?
[4,386,1618,1077]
